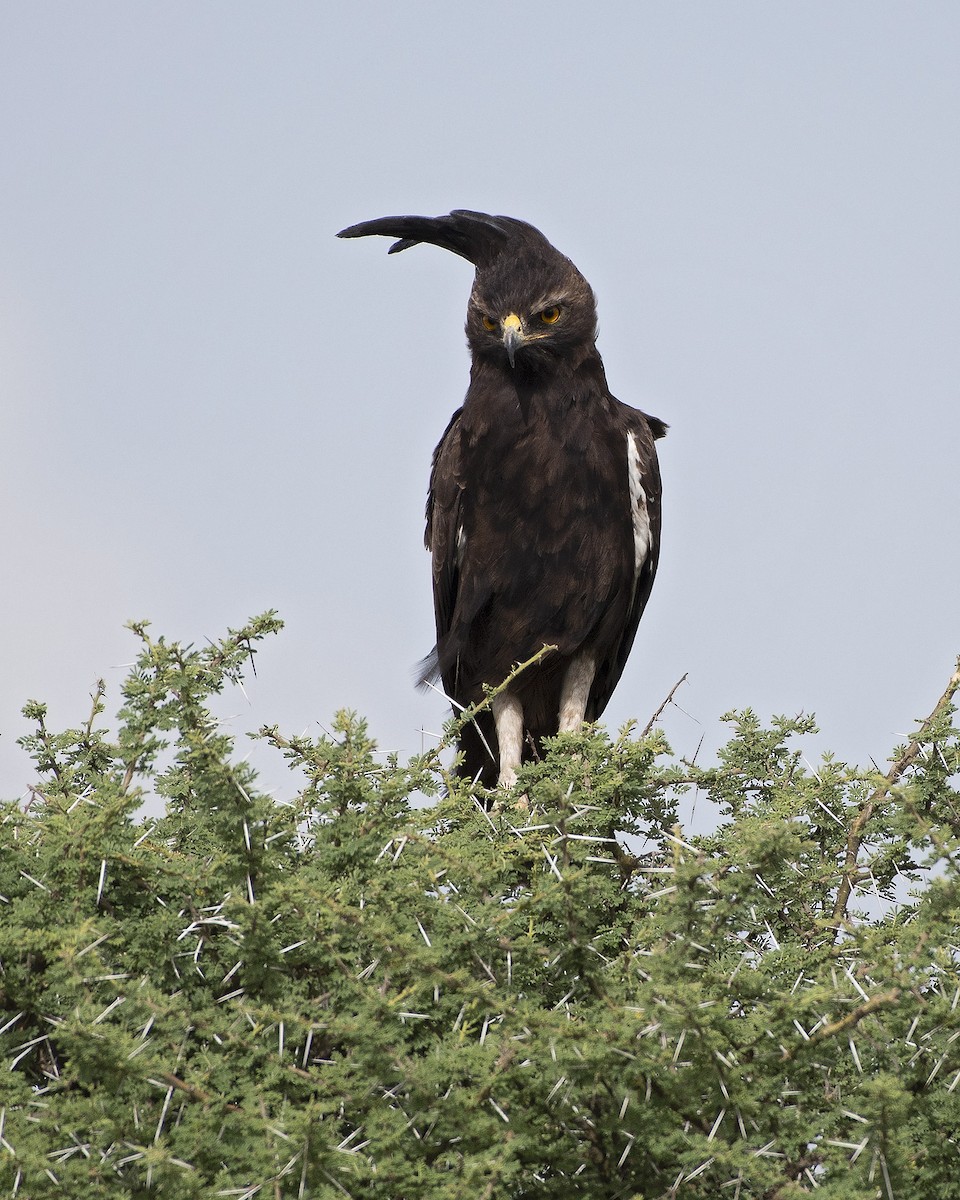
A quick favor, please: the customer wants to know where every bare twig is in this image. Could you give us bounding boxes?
[85,680,106,740]
[641,673,689,738]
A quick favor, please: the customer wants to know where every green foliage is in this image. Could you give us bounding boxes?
[1,618,959,1199]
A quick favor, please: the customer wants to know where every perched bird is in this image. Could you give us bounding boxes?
[338,211,666,788]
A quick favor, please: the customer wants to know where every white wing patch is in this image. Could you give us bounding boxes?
[626,432,651,578]
[455,524,466,567]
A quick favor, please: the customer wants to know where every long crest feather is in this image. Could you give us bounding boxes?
[336,209,552,269]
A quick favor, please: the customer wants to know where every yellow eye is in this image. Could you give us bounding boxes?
[481,315,498,331]
[539,305,561,325]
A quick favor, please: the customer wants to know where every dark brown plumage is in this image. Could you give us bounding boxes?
[337,210,666,788]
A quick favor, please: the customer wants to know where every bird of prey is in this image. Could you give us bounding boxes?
[338,210,666,789]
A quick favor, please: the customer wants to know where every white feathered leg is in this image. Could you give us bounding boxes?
[492,692,524,789]
[558,652,597,732]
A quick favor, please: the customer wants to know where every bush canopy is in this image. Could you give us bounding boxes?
[1,614,959,1198]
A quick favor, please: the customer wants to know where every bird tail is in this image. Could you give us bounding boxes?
[413,647,440,693]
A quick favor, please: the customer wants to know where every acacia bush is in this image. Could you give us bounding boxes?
[1,614,959,1199]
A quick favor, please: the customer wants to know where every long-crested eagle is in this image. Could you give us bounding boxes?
[338,210,666,789]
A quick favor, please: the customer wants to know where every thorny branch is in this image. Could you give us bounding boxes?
[160,1071,242,1113]
[781,989,902,1059]
[832,656,960,931]
[431,643,558,774]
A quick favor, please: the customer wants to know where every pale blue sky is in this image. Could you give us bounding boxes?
[2,3,958,800]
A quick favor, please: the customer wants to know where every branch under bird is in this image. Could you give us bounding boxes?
[338,210,667,790]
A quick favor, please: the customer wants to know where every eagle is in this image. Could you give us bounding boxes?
[338,210,666,789]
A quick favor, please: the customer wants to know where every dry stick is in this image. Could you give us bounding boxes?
[641,673,689,738]
[832,656,960,932]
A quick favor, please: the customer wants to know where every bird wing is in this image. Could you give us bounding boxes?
[586,405,665,719]
[420,407,465,687]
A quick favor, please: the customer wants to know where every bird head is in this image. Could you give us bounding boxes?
[337,210,599,373]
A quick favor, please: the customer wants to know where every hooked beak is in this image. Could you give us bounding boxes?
[501,313,524,368]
